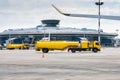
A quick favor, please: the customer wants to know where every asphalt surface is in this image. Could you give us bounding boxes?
[0,47,120,80]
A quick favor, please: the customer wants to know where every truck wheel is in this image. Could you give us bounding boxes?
[93,48,98,53]
[19,47,22,50]
[42,48,49,53]
[71,49,76,53]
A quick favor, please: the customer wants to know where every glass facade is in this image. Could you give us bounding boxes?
[0,33,116,47]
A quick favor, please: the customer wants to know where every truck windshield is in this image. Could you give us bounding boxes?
[96,42,100,45]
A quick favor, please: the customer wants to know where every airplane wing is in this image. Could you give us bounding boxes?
[52,4,120,20]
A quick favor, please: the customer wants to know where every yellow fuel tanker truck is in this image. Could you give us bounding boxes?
[35,40,101,53]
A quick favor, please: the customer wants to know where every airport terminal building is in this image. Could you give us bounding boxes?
[0,19,118,46]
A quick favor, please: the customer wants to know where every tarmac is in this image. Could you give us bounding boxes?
[0,47,120,80]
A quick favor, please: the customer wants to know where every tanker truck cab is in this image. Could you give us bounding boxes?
[90,41,101,52]
[69,40,101,53]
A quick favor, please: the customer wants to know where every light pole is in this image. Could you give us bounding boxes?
[116,29,119,37]
[95,0,104,43]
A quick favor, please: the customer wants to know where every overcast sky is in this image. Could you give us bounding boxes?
[0,0,120,37]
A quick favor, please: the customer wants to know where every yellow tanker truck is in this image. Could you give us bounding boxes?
[35,40,101,53]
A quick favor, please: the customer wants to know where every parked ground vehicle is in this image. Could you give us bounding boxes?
[6,44,29,50]
[6,38,29,50]
[35,40,101,53]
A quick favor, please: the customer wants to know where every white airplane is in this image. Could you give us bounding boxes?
[52,4,120,20]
